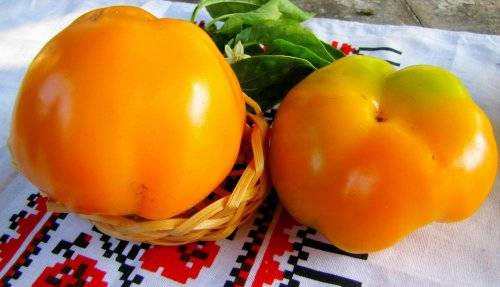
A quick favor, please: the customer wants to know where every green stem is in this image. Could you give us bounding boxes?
[206,13,233,29]
[190,0,208,22]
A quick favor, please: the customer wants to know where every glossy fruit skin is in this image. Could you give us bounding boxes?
[270,55,498,253]
[10,6,246,220]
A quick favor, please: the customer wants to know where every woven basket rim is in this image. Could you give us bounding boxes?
[46,94,271,245]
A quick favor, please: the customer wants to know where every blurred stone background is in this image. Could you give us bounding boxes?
[177,0,499,34]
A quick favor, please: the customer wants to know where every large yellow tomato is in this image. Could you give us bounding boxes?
[10,6,246,220]
[270,55,498,253]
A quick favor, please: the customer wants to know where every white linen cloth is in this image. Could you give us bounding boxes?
[0,1,498,286]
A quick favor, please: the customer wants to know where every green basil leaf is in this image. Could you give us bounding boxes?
[261,0,314,22]
[197,0,308,49]
[231,55,316,110]
[218,17,245,34]
[190,0,340,110]
[192,0,266,22]
[206,0,266,19]
[268,39,331,68]
[206,0,313,29]
[234,19,333,62]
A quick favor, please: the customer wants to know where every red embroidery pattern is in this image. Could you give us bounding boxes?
[331,41,357,55]
[33,255,107,287]
[225,194,279,287]
[252,209,297,287]
[140,241,220,284]
[1,213,67,285]
[0,194,47,272]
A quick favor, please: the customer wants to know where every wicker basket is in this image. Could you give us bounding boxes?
[46,94,270,245]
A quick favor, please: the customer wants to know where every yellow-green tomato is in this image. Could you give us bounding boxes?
[270,55,498,253]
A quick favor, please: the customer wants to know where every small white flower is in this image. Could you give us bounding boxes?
[225,41,250,64]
